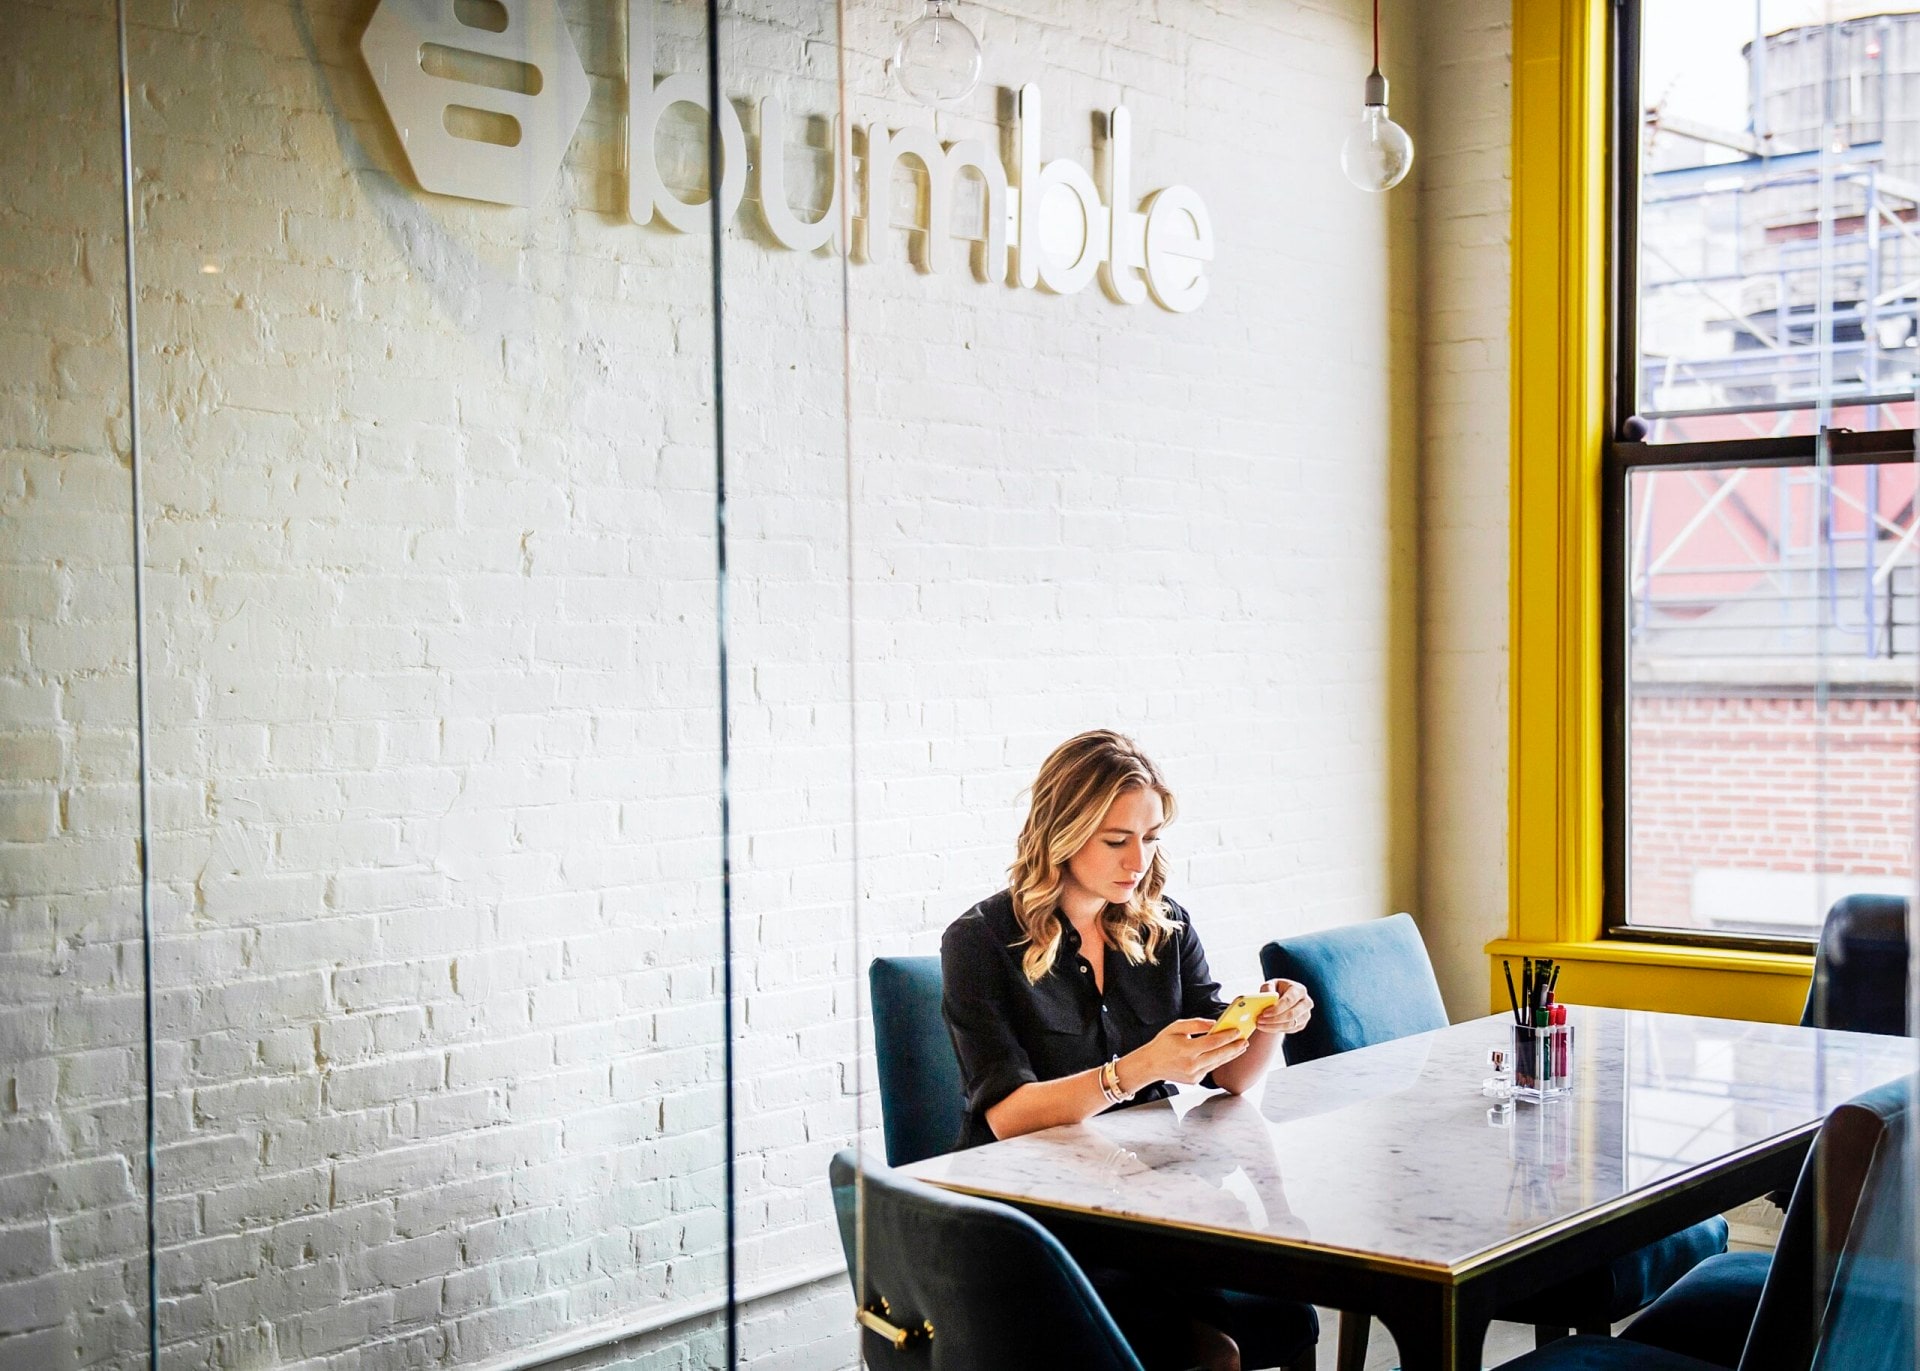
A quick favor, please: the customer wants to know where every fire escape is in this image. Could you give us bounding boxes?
[1631,19,1920,672]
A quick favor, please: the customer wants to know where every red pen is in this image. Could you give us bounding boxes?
[1550,1003,1567,1080]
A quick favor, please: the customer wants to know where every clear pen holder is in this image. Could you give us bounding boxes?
[1510,1021,1573,1101]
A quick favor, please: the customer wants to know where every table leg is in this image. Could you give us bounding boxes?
[1376,1286,1491,1371]
[1336,1310,1371,1371]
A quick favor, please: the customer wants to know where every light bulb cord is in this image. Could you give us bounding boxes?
[1362,0,1387,112]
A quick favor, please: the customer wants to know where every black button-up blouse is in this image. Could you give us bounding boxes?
[940,888,1232,1151]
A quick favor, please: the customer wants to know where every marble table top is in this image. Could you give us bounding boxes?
[902,1008,1917,1276]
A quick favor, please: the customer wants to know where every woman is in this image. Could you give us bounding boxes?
[940,729,1313,1371]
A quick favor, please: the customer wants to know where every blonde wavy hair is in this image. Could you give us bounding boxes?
[1010,730,1182,983]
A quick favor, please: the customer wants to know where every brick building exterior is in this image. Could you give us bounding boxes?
[1629,691,1919,933]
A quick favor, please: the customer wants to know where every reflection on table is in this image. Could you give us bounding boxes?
[903,1008,1918,1274]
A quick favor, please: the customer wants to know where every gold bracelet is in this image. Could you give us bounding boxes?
[1102,1057,1135,1104]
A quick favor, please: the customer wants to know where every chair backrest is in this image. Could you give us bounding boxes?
[1805,1081,1916,1371]
[828,1149,1145,1371]
[1259,913,1450,1065]
[1802,894,1911,1037]
[1742,1077,1915,1371]
[870,957,967,1166]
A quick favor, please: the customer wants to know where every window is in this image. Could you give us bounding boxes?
[1612,1,1920,945]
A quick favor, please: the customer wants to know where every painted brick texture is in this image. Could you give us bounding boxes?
[1413,0,1511,1013]
[2,7,150,1371]
[1628,692,1920,929]
[3,2,1417,1370]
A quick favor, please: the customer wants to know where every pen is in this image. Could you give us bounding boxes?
[1503,960,1520,1024]
[1547,961,1562,1003]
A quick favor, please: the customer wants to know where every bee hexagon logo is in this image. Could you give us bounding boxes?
[362,0,591,208]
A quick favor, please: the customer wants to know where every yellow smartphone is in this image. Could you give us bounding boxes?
[1207,992,1280,1041]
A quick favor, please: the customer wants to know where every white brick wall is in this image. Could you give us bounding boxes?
[1413,0,1512,1017]
[3,7,150,1371]
[1,0,1450,1367]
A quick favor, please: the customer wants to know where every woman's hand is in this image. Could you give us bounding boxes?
[1120,1017,1250,1091]
[1253,979,1312,1036]
[1209,983,1306,1097]
[987,1018,1247,1140]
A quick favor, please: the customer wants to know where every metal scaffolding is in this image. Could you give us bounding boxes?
[1631,9,1920,670]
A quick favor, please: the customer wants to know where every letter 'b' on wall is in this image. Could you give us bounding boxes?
[362,0,591,207]
[626,1,748,233]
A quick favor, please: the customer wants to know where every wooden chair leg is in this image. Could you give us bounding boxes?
[1336,1311,1369,1371]
[1533,1324,1572,1348]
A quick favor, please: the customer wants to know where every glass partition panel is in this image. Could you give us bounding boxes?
[123,2,730,1367]
[0,6,150,1370]
[1620,7,1920,1347]
[711,1,859,1360]
[840,0,1418,1361]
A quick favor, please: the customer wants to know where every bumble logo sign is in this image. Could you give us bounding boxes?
[362,0,1213,312]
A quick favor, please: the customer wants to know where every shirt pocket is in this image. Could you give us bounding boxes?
[1020,993,1096,1082]
[1110,962,1183,1032]
[1028,990,1094,1038]
[1021,990,1098,1075]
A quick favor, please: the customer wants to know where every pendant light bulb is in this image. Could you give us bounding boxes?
[1342,0,1413,192]
[1342,70,1415,192]
[890,0,982,108]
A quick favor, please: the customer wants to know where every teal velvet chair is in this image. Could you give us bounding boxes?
[1492,1076,1915,1371]
[1763,892,1909,1211]
[1806,1080,1917,1371]
[1802,893,1910,1037]
[1619,1076,1909,1368]
[1261,915,1728,1365]
[829,1149,1148,1369]
[866,955,1320,1370]
[870,958,968,1166]
[1260,913,1447,1067]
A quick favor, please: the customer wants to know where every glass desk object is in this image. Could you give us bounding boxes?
[902,1008,1917,1371]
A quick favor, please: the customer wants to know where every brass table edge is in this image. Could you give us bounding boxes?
[913,1179,1458,1283]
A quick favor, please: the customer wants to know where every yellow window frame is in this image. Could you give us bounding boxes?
[1491,0,1814,1022]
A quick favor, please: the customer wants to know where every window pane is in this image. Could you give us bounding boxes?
[1635,4,1920,440]
[1625,461,1920,936]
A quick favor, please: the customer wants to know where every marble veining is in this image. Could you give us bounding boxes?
[900,1008,1917,1272]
